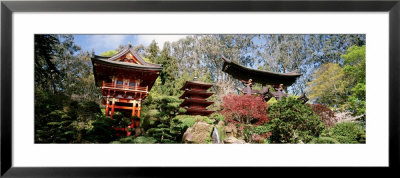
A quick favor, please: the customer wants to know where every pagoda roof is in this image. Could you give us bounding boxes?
[92,45,163,70]
[180,81,213,90]
[180,98,214,107]
[92,57,163,71]
[222,56,301,86]
[179,90,214,99]
[91,45,163,89]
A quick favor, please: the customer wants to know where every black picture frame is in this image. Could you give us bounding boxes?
[1,0,399,177]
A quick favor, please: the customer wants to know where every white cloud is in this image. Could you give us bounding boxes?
[87,35,130,51]
[136,35,187,49]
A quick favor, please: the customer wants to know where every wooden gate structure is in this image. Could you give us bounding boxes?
[92,45,163,133]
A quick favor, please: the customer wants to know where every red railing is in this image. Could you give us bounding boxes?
[101,82,148,93]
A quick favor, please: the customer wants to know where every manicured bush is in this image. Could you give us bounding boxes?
[329,122,365,143]
[268,96,325,143]
[174,115,197,129]
[221,94,269,125]
[84,114,116,143]
[119,136,135,143]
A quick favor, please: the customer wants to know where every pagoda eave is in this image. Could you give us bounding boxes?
[180,81,213,90]
[179,90,214,99]
[222,56,301,86]
[92,58,163,71]
[180,99,214,107]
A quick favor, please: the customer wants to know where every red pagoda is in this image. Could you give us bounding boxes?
[91,45,163,131]
[179,79,215,116]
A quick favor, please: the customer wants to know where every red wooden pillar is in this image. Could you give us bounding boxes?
[105,98,109,116]
[130,100,136,128]
[135,101,141,127]
[110,99,115,119]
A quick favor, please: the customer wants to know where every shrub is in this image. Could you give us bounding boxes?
[268,96,325,143]
[329,122,365,143]
[174,115,197,129]
[210,113,225,122]
[221,94,269,125]
[119,136,135,143]
[310,137,339,144]
[243,125,272,143]
[85,114,116,143]
[311,104,337,128]
[266,97,278,105]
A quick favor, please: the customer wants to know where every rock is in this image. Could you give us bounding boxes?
[182,128,194,143]
[182,121,213,144]
[224,135,246,144]
[224,124,237,137]
[217,121,225,127]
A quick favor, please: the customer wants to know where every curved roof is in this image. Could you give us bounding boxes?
[179,90,214,99]
[180,81,213,90]
[180,98,214,107]
[91,45,162,70]
[92,57,163,71]
[221,56,301,86]
[91,45,163,90]
[184,108,215,116]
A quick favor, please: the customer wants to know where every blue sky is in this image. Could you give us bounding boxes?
[73,35,187,55]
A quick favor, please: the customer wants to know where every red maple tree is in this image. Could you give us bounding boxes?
[311,104,337,128]
[221,94,269,125]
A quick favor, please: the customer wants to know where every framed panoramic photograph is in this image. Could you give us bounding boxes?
[1,0,400,177]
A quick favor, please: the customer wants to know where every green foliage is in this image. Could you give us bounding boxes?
[174,115,197,129]
[117,135,157,144]
[144,40,160,63]
[119,136,135,143]
[342,45,366,117]
[85,114,116,143]
[156,43,179,96]
[310,137,340,144]
[329,122,365,143]
[146,117,182,143]
[253,125,270,135]
[307,45,366,119]
[242,124,272,143]
[210,113,225,122]
[34,34,100,100]
[143,96,184,119]
[34,34,63,94]
[307,63,348,108]
[266,97,278,105]
[100,50,118,57]
[268,97,325,143]
[142,96,186,143]
[132,136,157,144]
[35,90,102,143]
